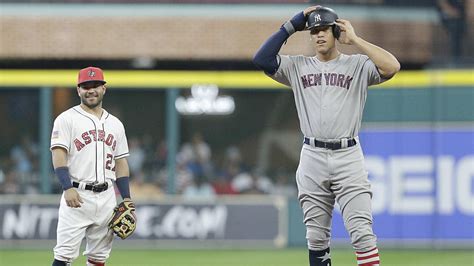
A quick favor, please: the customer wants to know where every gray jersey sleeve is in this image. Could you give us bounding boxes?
[269,55,295,86]
[360,55,387,86]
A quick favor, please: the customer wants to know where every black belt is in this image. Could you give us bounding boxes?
[72,181,109,193]
[304,137,357,150]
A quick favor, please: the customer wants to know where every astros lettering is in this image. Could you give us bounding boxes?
[74,130,117,151]
[300,72,353,90]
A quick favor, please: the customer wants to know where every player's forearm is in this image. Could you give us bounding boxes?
[253,11,308,75]
[253,29,289,75]
[115,158,130,178]
[51,148,73,190]
[51,147,68,168]
[353,37,400,78]
[115,158,131,199]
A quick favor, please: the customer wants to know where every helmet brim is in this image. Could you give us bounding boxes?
[307,22,336,31]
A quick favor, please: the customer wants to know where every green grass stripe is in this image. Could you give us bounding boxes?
[1,249,473,266]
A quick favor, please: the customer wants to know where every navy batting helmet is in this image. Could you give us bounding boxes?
[307,6,341,39]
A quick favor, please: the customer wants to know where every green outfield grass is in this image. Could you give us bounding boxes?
[1,249,473,266]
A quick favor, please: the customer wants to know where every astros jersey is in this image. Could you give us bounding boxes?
[271,54,385,140]
[50,105,129,184]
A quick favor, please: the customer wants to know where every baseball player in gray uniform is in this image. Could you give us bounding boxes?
[51,67,134,266]
[253,6,400,266]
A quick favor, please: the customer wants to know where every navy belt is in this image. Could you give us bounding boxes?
[304,137,357,150]
[73,181,109,192]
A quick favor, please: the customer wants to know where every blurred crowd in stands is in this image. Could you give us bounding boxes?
[0,133,297,198]
[0,135,40,195]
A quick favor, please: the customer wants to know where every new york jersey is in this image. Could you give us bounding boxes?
[50,105,129,184]
[271,54,385,140]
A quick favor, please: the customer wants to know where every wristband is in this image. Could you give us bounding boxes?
[55,167,73,191]
[116,176,131,199]
[282,21,296,35]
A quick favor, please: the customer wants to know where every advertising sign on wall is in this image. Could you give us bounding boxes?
[0,197,287,247]
[330,128,474,241]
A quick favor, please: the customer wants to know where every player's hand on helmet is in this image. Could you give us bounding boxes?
[303,6,320,17]
[289,6,320,32]
[64,188,83,208]
[335,19,358,45]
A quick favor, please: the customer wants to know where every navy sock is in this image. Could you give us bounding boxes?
[52,259,68,266]
[309,247,331,266]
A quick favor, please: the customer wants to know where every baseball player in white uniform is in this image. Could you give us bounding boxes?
[253,6,400,266]
[51,67,133,266]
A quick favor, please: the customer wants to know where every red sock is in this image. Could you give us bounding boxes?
[356,247,380,266]
[87,259,105,266]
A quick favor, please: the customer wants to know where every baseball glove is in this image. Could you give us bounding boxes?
[108,200,137,239]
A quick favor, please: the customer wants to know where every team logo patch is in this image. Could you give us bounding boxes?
[87,69,96,77]
[52,130,59,139]
[315,14,321,21]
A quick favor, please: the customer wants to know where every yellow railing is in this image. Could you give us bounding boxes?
[0,69,473,89]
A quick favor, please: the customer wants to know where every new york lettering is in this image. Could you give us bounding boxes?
[74,130,117,151]
[300,72,353,90]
